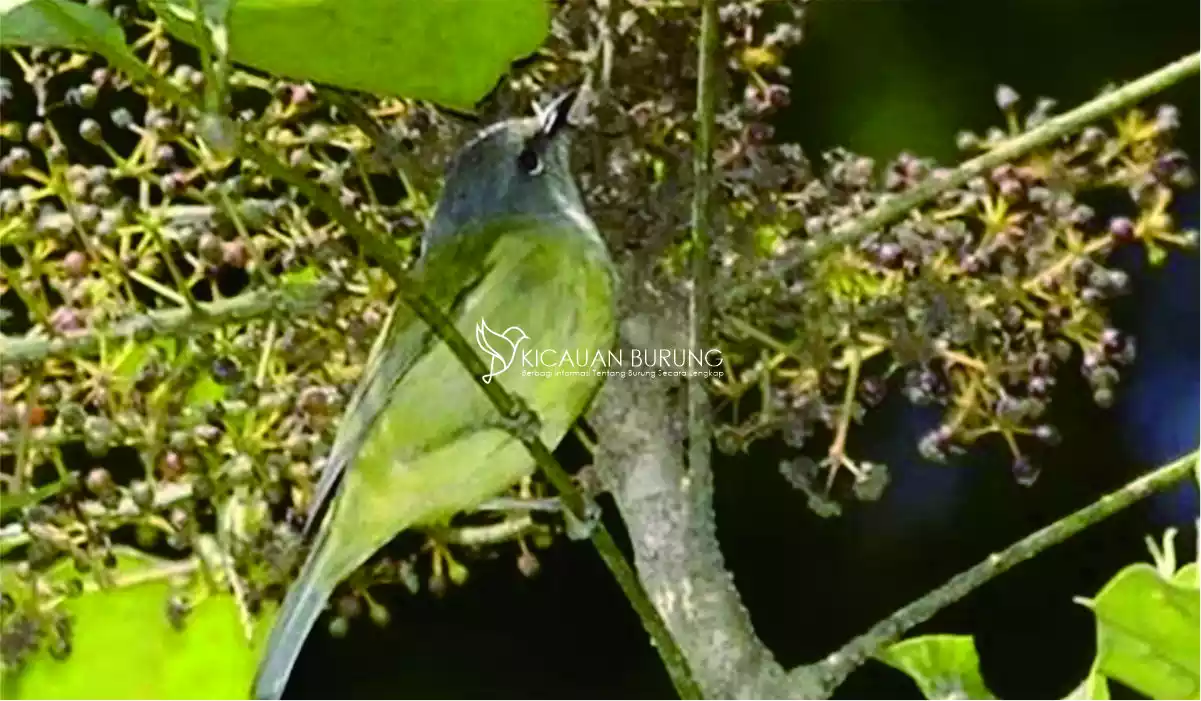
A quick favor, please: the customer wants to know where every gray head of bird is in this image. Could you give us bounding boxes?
[424,88,586,248]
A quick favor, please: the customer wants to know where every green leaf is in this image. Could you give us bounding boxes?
[0,0,124,50]
[279,264,319,286]
[111,340,152,383]
[155,0,550,111]
[2,552,267,700]
[1082,563,1200,700]
[1063,669,1111,700]
[878,634,996,700]
[1174,563,1198,589]
[185,370,226,408]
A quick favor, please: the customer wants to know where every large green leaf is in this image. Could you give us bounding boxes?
[0,0,123,50]
[1080,563,1200,700]
[878,634,996,700]
[156,0,551,111]
[2,551,268,700]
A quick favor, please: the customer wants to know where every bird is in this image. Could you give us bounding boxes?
[475,319,530,383]
[252,88,618,699]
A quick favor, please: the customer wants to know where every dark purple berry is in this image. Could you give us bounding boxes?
[210,357,241,384]
[1108,216,1135,242]
[876,242,903,269]
[1100,328,1123,355]
[1027,375,1051,398]
[766,84,790,109]
[1011,455,1038,487]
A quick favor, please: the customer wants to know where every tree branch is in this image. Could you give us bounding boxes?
[794,448,1200,694]
[786,51,1200,273]
[592,324,801,698]
[687,0,717,498]
[0,279,337,364]
[591,294,824,699]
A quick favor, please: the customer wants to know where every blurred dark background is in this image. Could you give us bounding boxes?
[285,0,1200,698]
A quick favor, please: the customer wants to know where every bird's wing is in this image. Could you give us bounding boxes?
[309,215,615,582]
[300,227,501,539]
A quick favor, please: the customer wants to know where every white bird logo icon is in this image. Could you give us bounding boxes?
[475,319,530,383]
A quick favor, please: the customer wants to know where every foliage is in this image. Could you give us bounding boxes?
[1,548,266,699]
[151,0,550,110]
[879,634,995,700]
[881,532,1200,700]
[0,0,1196,698]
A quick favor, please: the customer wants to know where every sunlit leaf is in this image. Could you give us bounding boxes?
[878,634,996,700]
[154,0,550,111]
[1080,563,1200,700]
[2,551,268,700]
[185,370,226,408]
[1174,563,1198,588]
[0,0,123,50]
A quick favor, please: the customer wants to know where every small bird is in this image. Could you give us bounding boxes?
[252,88,617,699]
[475,319,530,383]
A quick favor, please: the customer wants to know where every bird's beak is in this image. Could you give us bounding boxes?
[538,86,579,139]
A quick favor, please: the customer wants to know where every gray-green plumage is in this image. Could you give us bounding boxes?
[253,92,616,699]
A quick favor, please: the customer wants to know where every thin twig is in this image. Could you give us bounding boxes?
[0,279,339,364]
[441,517,540,547]
[785,51,1200,273]
[687,0,718,496]
[800,448,1200,693]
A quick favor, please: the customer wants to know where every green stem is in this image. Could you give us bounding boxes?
[0,280,338,364]
[687,0,718,494]
[802,448,1200,693]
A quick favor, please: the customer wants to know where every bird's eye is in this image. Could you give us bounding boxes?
[516,147,542,175]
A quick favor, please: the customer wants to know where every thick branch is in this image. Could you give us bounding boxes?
[592,306,821,699]
[0,280,337,364]
[787,51,1200,272]
[794,448,1200,694]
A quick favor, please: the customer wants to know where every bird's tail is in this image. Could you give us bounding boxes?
[252,532,335,700]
